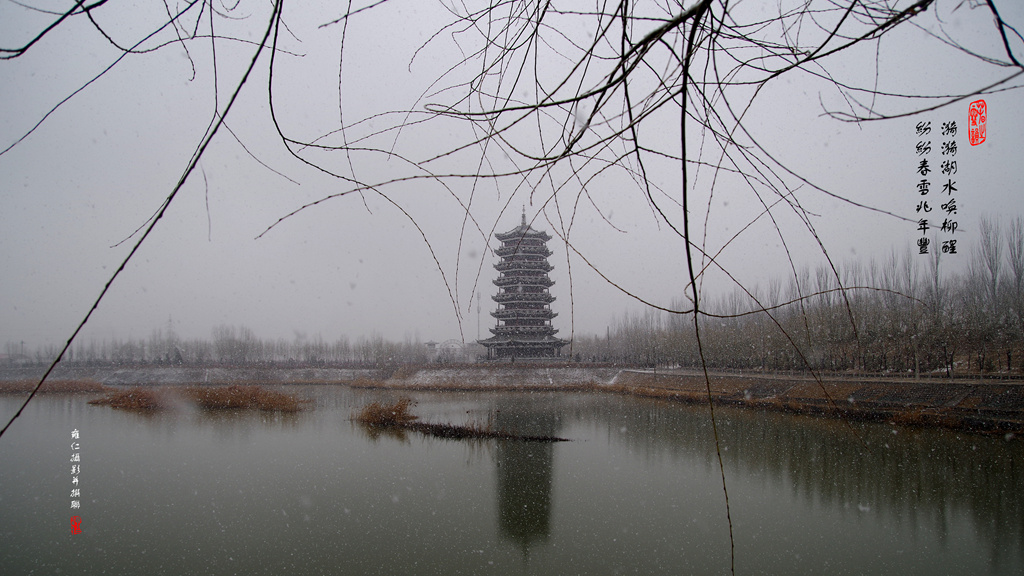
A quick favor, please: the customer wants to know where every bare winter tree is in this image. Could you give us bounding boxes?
[1009,217,1024,364]
[2,0,1022,571]
[2,1,1020,346]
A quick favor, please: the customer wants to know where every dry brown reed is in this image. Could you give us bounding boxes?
[88,387,169,411]
[87,385,306,413]
[183,385,304,412]
[354,397,418,426]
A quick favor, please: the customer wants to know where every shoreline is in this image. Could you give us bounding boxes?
[3,365,1022,435]
[359,366,1024,435]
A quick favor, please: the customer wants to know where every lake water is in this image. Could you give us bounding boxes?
[1,386,1021,575]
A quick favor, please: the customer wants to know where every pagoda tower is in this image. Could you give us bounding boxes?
[479,212,568,360]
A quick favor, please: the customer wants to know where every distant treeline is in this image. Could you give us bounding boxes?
[570,217,1024,376]
[4,327,429,369]
[5,217,1022,376]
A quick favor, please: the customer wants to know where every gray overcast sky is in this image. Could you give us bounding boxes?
[1,0,1022,349]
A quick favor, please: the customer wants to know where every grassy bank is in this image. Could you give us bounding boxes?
[358,367,1024,436]
[598,372,1024,435]
[88,385,307,413]
[0,379,109,394]
[8,367,1022,435]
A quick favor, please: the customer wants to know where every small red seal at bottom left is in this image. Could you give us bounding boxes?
[70,516,82,534]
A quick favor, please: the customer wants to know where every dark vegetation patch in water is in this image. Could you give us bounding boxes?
[354,398,569,442]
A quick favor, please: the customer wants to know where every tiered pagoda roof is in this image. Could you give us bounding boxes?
[478,212,568,360]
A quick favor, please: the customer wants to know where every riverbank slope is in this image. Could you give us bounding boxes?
[3,364,1021,433]
[368,365,1024,434]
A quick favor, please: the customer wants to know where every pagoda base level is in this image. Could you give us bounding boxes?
[477,340,568,361]
[485,349,563,361]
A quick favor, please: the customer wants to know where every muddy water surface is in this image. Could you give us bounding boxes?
[1,386,1021,575]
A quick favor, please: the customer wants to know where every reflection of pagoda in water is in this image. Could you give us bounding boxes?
[495,439,554,551]
[493,402,559,553]
[478,212,568,360]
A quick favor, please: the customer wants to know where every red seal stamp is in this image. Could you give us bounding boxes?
[70,515,82,534]
[968,99,986,146]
